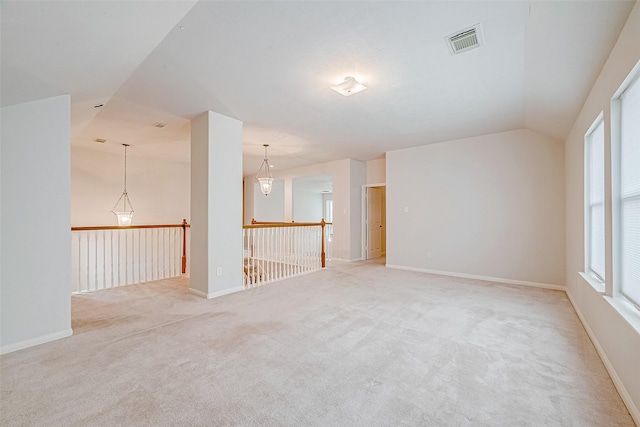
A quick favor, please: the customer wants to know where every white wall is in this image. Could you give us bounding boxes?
[292,177,324,222]
[564,2,640,422]
[293,190,323,222]
[1,95,73,354]
[387,128,565,287]
[366,157,386,184]
[322,193,333,222]
[252,179,285,222]
[71,147,190,226]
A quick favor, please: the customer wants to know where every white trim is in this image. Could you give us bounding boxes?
[189,286,244,299]
[385,264,564,291]
[566,291,640,426]
[584,112,606,285]
[605,296,640,336]
[0,328,73,355]
[330,257,359,263]
[579,271,606,294]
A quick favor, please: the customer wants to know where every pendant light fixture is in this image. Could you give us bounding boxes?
[256,144,274,196]
[111,143,134,226]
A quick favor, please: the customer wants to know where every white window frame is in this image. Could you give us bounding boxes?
[612,64,640,309]
[325,199,333,223]
[584,113,606,288]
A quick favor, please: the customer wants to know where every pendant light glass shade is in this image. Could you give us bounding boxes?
[256,144,274,196]
[111,144,134,226]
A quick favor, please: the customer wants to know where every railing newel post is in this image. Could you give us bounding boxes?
[321,218,326,268]
[181,218,188,274]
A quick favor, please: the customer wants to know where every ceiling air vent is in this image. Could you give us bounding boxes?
[446,25,483,55]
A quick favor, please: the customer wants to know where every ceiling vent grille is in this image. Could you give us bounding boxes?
[446,25,483,55]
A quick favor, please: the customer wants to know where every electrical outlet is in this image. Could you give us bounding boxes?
[427,251,432,259]
[216,267,222,276]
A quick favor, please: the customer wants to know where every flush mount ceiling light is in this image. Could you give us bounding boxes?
[331,76,367,96]
[111,143,134,226]
[256,144,274,196]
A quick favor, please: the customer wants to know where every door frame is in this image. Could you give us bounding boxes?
[361,183,386,260]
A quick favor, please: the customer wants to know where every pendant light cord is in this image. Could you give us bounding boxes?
[123,144,128,193]
[111,143,134,216]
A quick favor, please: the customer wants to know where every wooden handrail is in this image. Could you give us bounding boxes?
[244,222,324,229]
[71,220,191,274]
[251,219,292,225]
[71,223,190,231]
[248,218,332,227]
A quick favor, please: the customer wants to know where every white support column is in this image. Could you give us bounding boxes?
[349,159,367,260]
[190,111,243,299]
[1,95,73,354]
[329,158,366,261]
[243,178,255,225]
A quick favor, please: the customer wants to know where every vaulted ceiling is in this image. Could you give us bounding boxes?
[1,1,635,174]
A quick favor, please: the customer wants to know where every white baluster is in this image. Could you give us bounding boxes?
[162,228,166,279]
[76,233,82,292]
[101,231,106,289]
[267,227,272,283]
[138,229,142,283]
[93,231,98,289]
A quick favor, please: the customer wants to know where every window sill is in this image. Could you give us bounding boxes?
[579,271,605,294]
[605,296,640,336]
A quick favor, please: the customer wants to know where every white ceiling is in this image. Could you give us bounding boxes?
[1,1,635,175]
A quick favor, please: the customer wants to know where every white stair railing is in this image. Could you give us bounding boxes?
[243,220,329,288]
[71,221,190,293]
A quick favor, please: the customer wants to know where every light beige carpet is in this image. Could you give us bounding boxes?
[0,259,634,426]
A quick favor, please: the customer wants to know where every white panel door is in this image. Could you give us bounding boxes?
[367,187,383,259]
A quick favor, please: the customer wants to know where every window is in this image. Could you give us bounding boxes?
[585,116,605,282]
[618,73,640,306]
[325,199,333,223]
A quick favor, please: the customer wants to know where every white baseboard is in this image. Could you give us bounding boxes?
[385,264,565,291]
[0,328,73,355]
[566,292,640,426]
[189,285,244,300]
